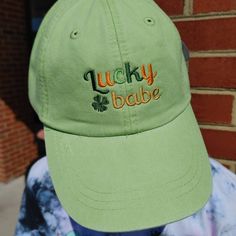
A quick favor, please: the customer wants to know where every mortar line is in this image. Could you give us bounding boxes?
[172,13,236,21]
[232,95,236,126]
[183,0,193,16]
[190,51,236,57]
[191,89,236,95]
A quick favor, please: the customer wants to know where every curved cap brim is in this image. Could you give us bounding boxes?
[44,103,212,233]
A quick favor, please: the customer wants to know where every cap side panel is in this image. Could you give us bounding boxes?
[41,0,129,137]
[109,0,191,135]
[28,0,81,121]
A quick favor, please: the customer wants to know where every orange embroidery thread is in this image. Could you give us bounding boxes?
[111,92,126,109]
[141,64,157,86]
[126,94,137,107]
[106,71,115,86]
[111,86,161,109]
[97,72,106,88]
[97,72,115,88]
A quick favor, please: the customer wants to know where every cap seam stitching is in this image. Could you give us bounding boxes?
[105,0,132,134]
[63,155,202,209]
[68,153,196,196]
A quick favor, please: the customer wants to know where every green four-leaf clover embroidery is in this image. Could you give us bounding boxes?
[92,95,109,112]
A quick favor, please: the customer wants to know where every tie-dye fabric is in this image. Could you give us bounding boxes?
[15,157,236,236]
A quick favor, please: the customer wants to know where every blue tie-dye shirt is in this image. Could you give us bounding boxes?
[15,157,236,236]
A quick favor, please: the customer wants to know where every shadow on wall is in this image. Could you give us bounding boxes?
[0,0,57,168]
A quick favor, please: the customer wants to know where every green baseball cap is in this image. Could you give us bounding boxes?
[28,0,212,232]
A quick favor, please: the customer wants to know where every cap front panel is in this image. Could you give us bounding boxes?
[36,0,190,137]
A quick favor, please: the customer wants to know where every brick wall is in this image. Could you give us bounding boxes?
[155,0,236,172]
[0,1,38,182]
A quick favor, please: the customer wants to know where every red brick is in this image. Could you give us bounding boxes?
[194,0,236,14]
[191,94,234,125]
[0,0,40,182]
[154,0,184,15]
[201,129,236,160]
[189,57,236,89]
[175,18,236,51]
